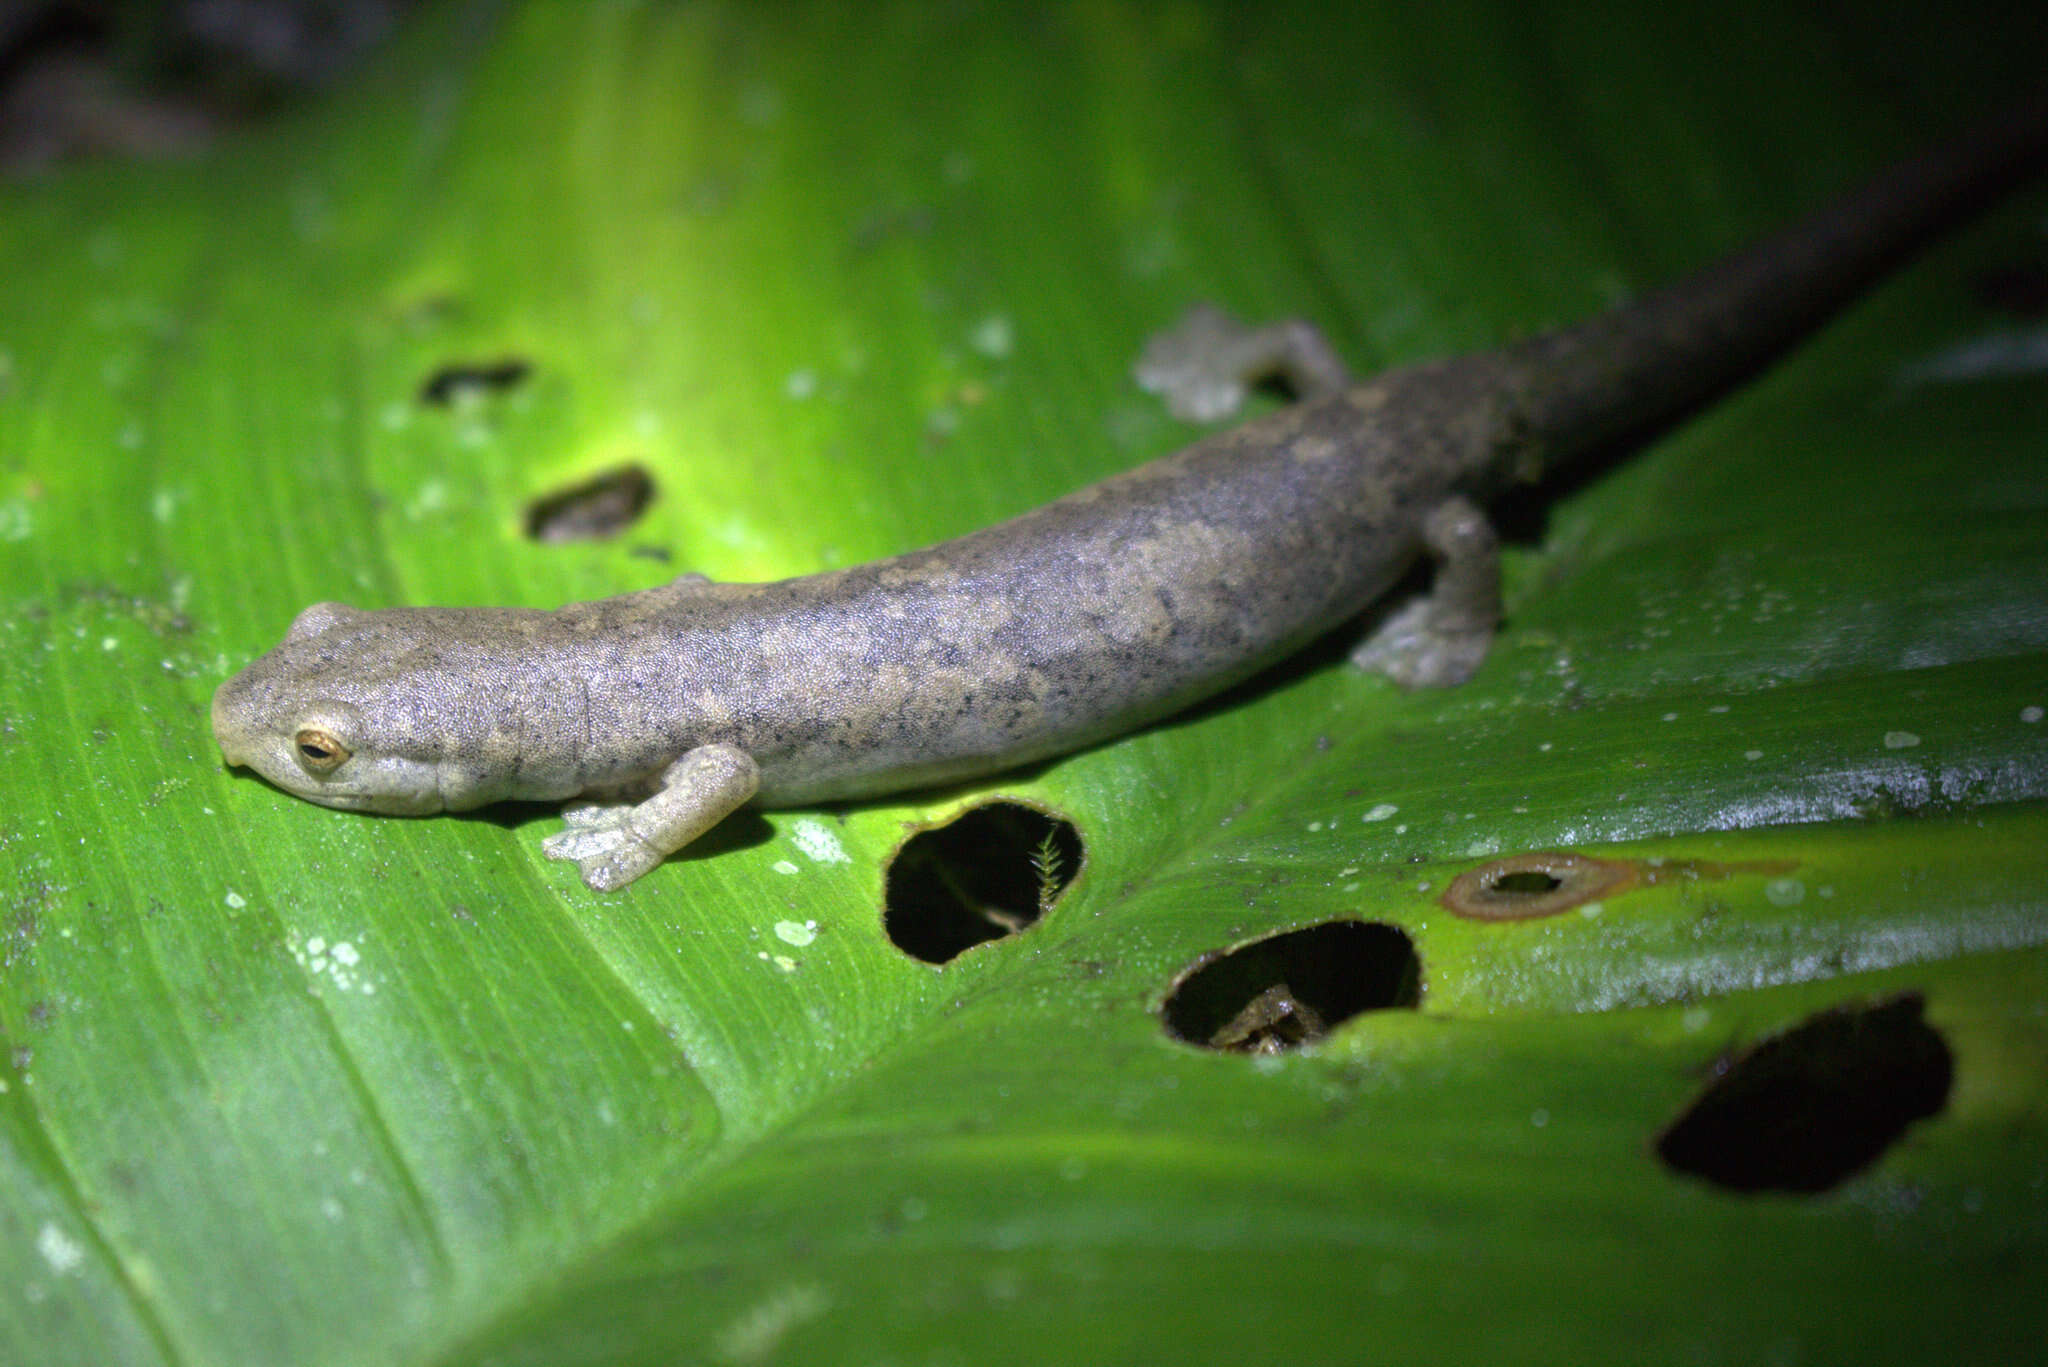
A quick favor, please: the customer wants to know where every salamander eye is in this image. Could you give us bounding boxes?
[293,727,351,774]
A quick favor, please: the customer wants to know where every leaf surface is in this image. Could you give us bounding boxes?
[2,4,2044,1364]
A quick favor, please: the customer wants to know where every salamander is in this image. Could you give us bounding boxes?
[211,108,2048,889]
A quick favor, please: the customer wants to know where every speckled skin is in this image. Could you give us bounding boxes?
[212,107,2048,888]
[214,359,1511,803]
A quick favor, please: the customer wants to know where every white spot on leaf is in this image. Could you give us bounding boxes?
[37,1222,84,1274]
[970,314,1014,359]
[289,933,375,995]
[715,1282,830,1364]
[1765,878,1806,907]
[790,819,848,864]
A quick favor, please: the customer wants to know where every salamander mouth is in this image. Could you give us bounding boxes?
[276,783,446,816]
[300,789,376,811]
[211,707,253,770]
[213,736,447,816]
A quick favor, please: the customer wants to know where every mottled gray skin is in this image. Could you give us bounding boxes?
[213,107,2047,889]
[215,360,1507,799]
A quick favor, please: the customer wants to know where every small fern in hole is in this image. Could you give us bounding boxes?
[1031,827,1065,921]
[881,801,1084,965]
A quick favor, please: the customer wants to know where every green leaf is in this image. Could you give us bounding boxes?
[4,3,2045,1364]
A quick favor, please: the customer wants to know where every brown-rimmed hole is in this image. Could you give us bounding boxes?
[1655,992,1953,1194]
[882,801,1082,965]
[523,464,657,543]
[1161,921,1419,1054]
[1442,851,1636,921]
[419,357,531,406]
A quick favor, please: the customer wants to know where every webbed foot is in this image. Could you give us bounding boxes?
[1350,595,1495,688]
[1350,496,1500,689]
[1134,303,1351,422]
[542,742,760,890]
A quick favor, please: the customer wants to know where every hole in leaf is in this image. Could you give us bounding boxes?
[1161,921,1420,1054]
[523,464,657,543]
[1656,992,1953,1194]
[882,801,1081,965]
[419,357,531,406]
[1441,850,1636,921]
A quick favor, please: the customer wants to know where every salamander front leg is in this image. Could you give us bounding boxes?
[542,743,760,891]
[1134,304,1352,422]
[1350,496,1501,688]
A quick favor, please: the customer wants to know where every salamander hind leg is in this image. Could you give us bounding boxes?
[1350,496,1501,688]
[542,743,760,891]
[1134,303,1352,422]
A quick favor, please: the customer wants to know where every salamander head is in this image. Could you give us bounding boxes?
[211,601,513,814]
